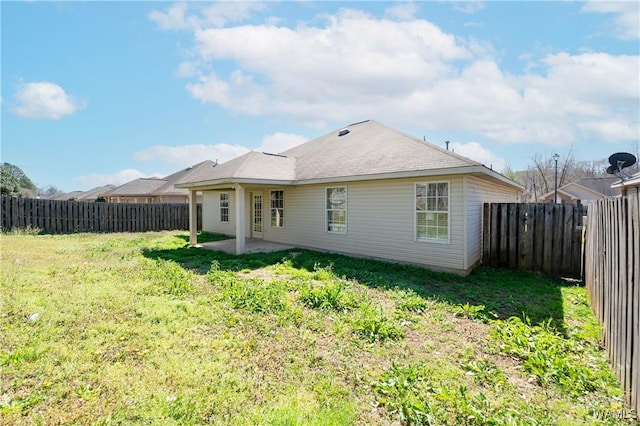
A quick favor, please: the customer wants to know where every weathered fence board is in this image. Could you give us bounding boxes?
[483,203,586,278]
[1,196,202,234]
[584,191,639,414]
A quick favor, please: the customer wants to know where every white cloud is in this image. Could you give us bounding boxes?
[149,2,266,30]
[133,143,250,166]
[449,141,507,172]
[582,1,640,40]
[12,81,85,119]
[74,169,153,188]
[452,2,486,14]
[385,2,419,20]
[257,132,308,154]
[153,4,639,148]
[148,2,192,30]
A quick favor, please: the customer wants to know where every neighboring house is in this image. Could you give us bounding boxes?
[104,160,216,203]
[611,171,640,196]
[540,177,621,204]
[44,185,115,201]
[47,191,86,201]
[177,120,522,275]
[76,185,116,202]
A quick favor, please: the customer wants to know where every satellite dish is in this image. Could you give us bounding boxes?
[608,152,636,169]
[606,152,637,179]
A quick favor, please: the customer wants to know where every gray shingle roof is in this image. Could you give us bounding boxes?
[105,160,219,197]
[177,120,518,190]
[107,178,167,196]
[76,185,116,201]
[284,120,480,180]
[572,177,621,197]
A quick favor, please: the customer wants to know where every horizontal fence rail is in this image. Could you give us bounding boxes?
[482,203,586,278]
[584,191,639,414]
[1,196,201,233]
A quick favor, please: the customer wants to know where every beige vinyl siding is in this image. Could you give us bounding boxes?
[200,175,518,274]
[263,177,466,273]
[202,191,236,236]
[464,176,520,269]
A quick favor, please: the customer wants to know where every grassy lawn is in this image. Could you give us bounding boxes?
[1,231,636,425]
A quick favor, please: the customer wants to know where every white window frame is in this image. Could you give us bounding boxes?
[326,186,347,234]
[270,190,284,228]
[220,192,229,223]
[415,181,450,244]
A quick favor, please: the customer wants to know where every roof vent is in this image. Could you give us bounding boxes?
[338,129,350,137]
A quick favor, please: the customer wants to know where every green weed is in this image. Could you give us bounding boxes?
[299,279,360,312]
[350,304,405,342]
[490,316,618,397]
[394,288,432,314]
[453,302,496,323]
[220,278,289,314]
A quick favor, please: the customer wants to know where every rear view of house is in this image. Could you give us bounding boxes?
[177,120,522,275]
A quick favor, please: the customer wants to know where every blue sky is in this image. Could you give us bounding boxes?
[2,1,639,191]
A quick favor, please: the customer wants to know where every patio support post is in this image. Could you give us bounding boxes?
[189,189,198,246]
[235,184,246,254]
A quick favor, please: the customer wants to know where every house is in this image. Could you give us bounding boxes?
[104,160,216,204]
[540,177,621,204]
[47,190,86,201]
[611,171,640,196]
[44,185,115,201]
[176,120,523,275]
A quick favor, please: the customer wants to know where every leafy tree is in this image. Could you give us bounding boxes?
[1,163,37,197]
[1,166,21,196]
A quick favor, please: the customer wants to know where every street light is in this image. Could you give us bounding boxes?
[553,153,560,204]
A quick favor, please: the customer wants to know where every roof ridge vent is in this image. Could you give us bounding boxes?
[263,152,288,158]
[338,129,350,137]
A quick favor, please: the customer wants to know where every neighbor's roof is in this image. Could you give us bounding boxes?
[154,160,218,195]
[76,185,116,201]
[105,160,218,197]
[177,120,522,190]
[106,178,167,196]
[611,171,640,189]
[48,191,85,200]
[541,177,621,200]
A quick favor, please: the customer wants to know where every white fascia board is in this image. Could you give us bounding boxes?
[176,166,523,192]
[296,165,524,191]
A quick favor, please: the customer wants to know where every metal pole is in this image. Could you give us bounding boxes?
[553,153,559,204]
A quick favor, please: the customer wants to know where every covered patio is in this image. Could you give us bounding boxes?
[199,238,294,255]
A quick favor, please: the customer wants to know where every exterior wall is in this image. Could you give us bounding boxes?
[464,176,521,269]
[202,191,236,236]
[201,175,519,274]
[202,176,469,273]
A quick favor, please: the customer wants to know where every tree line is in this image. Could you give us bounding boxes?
[0,163,63,198]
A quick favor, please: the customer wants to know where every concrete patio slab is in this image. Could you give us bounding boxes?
[199,238,294,255]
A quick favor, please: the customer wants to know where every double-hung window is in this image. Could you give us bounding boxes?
[326,187,347,233]
[416,182,449,242]
[220,193,229,223]
[271,190,284,227]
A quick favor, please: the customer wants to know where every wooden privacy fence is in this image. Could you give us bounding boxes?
[584,191,639,414]
[0,196,201,233]
[482,203,586,278]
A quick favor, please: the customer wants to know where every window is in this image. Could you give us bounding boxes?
[326,187,347,233]
[271,190,284,227]
[220,193,229,223]
[416,182,449,242]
